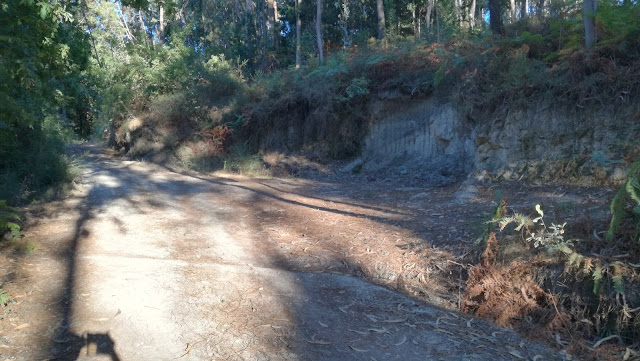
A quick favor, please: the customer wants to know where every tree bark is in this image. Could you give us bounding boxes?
[159,5,165,44]
[488,0,505,35]
[377,0,386,40]
[510,0,517,22]
[583,0,597,49]
[520,0,528,19]
[316,0,324,65]
[296,0,302,68]
[468,0,476,30]
[425,0,434,36]
[267,0,279,49]
[454,0,463,26]
[537,0,545,17]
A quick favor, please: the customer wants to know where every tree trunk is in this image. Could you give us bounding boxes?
[159,5,165,44]
[520,0,527,19]
[454,0,463,26]
[425,0,434,36]
[537,0,545,17]
[468,0,476,30]
[296,0,302,68]
[377,0,385,40]
[411,1,417,38]
[583,0,597,49]
[259,0,267,61]
[436,5,441,42]
[316,0,324,65]
[245,0,253,53]
[267,0,279,49]
[510,0,517,22]
[488,0,505,35]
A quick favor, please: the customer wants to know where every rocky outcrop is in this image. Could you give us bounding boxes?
[361,97,634,185]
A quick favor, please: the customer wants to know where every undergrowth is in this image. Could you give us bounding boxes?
[465,200,640,360]
[108,6,640,172]
[0,200,21,239]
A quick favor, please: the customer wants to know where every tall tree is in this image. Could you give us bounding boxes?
[425,0,435,38]
[267,0,279,49]
[467,0,477,30]
[520,0,528,19]
[510,0,517,22]
[377,0,386,40]
[583,0,597,49]
[316,0,324,65]
[296,0,302,68]
[159,3,165,44]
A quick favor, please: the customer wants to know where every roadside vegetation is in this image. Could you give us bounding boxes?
[1,0,639,359]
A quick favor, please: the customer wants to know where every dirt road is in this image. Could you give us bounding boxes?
[1,144,573,360]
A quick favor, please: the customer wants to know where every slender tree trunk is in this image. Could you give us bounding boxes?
[453,0,463,26]
[316,0,324,64]
[259,0,267,61]
[583,0,597,49]
[510,0,517,22]
[81,4,104,67]
[468,0,476,30]
[245,0,253,54]
[476,2,483,28]
[117,5,136,43]
[417,6,421,37]
[425,0,434,37]
[489,0,505,35]
[296,0,302,68]
[436,5,441,42]
[520,0,528,19]
[159,5,165,44]
[412,1,416,37]
[267,0,279,49]
[377,0,386,40]
[537,0,545,17]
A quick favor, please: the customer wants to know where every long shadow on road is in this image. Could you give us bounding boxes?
[42,143,562,361]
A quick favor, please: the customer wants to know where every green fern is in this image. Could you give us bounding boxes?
[0,200,21,238]
[612,264,625,295]
[497,212,533,232]
[607,160,640,242]
[568,251,584,269]
[593,264,603,295]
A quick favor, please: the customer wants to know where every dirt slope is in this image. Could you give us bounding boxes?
[0,144,582,360]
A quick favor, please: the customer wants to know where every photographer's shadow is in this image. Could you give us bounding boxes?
[53,331,121,361]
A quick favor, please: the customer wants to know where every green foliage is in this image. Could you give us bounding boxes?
[498,205,572,250]
[0,200,21,238]
[494,200,639,345]
[0,288,13,307]
[0,0,88,202]
[607,161,640,243]
[592,263,603,295]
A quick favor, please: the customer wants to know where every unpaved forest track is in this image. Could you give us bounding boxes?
[0,144,595,360]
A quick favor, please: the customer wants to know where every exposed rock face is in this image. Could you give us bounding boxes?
[362,97,634,185]
[362,99,475,184]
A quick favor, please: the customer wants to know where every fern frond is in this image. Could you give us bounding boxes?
[612,264,625,295]
[583,258,594,275]
[568,252,583,268]
[606,186,628,241]
[593,264,603,295]
[0,200,21,238]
